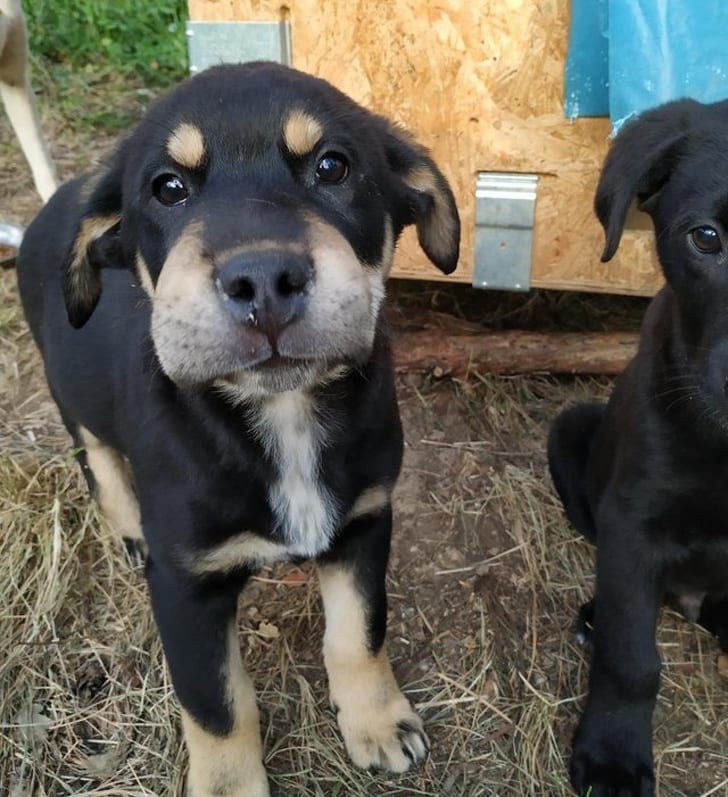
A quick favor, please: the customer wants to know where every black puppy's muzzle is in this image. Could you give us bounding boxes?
[216,250,313,344]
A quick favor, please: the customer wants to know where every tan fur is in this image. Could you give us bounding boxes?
[72,216,121,265]
[187,532,292,575]
[183,623,269,797]
[304,215,385,352]
[151,223,224,384]
[154,222,211,301]
[344,484,391,524]
[152,222,312,389]
[0,0,57,201]
[282,109,323,157]
[317,563,428,772]
[213,363,351,406]
[216,239,307,263]
[67,214,121,301]
[376,214,395,275]
[401,165,439,195]
[186,480,389,578]
[166,121,206,170]
[0,1,26,86]
[79,427,143,541]
[151,215,387,392]
[402,164,456,265]
[135,251,155,297]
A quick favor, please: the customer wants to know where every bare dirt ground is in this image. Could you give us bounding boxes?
[1,84,727,797]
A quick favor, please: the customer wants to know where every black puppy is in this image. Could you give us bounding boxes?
[15,62,460,796]
[549,98,728,796]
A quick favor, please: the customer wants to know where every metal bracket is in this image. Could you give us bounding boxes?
[473,172,538,292]
[186,21,292,74]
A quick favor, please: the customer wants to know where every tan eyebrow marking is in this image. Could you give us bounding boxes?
[283,110,324,157]
[166,122,206,169]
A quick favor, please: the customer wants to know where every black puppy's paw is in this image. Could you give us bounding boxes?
[574,598,595,647]
[697,594,728,652]
[570,717,654,797]
[123,537,148,569]
[571,756,654,796]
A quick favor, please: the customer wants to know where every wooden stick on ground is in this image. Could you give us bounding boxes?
[389,308,638,377]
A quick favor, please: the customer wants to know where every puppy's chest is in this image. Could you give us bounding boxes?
[660,484,728,542]
[659,490,728,593]
[251,394,339,558]
[666,541,728,598]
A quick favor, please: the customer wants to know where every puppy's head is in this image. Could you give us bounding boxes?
[595,99,728,269]
[597,98,728,407]
[62,62,460,395]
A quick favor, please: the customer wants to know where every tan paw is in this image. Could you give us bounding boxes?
[337,696,429,773]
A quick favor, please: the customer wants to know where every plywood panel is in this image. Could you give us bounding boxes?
[188,0,663,296]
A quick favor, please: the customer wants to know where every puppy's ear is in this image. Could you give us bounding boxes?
[62,160,126,328]
[595,99,700,262]
[384,124,460,274]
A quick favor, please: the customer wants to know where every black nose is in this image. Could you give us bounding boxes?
[217,250,312,339]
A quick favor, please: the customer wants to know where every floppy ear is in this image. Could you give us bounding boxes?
[62,160,127,328]
[595,99,700,262]
[383,124,460,274]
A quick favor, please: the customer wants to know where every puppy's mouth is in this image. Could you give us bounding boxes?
[216,352,348,399]
[230,350,316,376]
[255,352,300,370]
[234,322,367,371]
[151,249,378,390]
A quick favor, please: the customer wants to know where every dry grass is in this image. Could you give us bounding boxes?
[2,82,728,797]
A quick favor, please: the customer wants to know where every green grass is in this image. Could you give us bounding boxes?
[22,0,189,132]
[24,0,188,86]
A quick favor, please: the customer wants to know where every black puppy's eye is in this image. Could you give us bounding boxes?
[689,225,722,255]
[315,153,348,184]
[152,174,189,206]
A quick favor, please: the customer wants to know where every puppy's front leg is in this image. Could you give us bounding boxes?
[570,521,661,797]
[317,505,428,773]
[145,559,269,797]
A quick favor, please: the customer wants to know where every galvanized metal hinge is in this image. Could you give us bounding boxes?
[474,172,538,292]
[186,20,292,73]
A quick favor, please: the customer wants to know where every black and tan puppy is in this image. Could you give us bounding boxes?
[15,62,460,796]
[548,99,728,796]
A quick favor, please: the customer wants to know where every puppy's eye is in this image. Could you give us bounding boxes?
[315,153,348,184]
[689,225,722,255]
[152,174,189,206]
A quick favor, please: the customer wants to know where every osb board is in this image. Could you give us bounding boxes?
[188,0,663,297]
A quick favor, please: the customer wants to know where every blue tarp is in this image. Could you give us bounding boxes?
[565,1,728,130]
[564,0,609,119]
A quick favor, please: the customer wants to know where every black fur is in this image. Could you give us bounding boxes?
[15,62,460,788]
[548,98,728,796]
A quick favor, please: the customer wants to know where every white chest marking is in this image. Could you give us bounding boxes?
[252,392,337,558]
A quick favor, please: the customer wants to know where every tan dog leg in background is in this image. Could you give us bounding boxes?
[0,0,57,202]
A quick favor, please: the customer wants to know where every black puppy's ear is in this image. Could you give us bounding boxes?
[62,160,126,328]
[384,124,460,274]
[595,99,700,262]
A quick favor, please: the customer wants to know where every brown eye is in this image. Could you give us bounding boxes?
[152,174,189,206]
[690,225,721,254]
[315,153,348,184]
